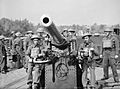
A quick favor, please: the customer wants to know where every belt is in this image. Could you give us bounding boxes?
[103,48,115,51]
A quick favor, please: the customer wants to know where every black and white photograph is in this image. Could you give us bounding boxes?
[0,0,120,89]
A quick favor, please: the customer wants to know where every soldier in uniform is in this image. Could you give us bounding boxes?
[78,33,98,88]
[68,28,78,55]
[68,29,76,38]
[24,31,34,52]
[100,28,119,82]
[61,28,69,38]
[24,31,33,71]
[12,32,23,69]
[26,34,45,89]
[36,27,49,51]
[0,35,7,74]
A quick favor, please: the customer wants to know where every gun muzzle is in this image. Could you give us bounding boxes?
[41,15,68,50]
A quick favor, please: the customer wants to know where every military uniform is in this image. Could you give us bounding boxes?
[100,28,119,82]
[79,33,98,88]
[23,31,33,70]
[26,35,45,89]
[12,32,23,69]
[0,36,7,74]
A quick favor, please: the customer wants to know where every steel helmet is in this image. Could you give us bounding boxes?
[104,28,113,32]
[61,28,68,34]
[68,29,75,32]
[15,32,21,36]
[31,34,41,40]
[26,31,33,34]
[82,33,92,39]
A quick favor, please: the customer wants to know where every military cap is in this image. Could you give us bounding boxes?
[31,34,41,40]
[82,33,92,39]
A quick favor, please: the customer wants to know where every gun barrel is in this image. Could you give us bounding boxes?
[41,15,64,44]
[41,15,68,50]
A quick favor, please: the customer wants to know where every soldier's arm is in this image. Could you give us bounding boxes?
[12,39,16,53]
[25,46,32,60]
[114,37,119,55]
[2,44,7,57]
[91,42,99,56]
[78,43,84,56]
[23,38,27,52]
[99,39,103,56]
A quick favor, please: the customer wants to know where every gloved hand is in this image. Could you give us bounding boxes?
[100,55,103,58]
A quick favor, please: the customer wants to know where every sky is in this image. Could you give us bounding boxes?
[0,0,120,25]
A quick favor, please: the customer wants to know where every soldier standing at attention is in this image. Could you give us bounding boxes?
[24,31,33,71]
[79,33,98,88]
[26,34,45,89]
[24,31,34,52]
[12,32,23,69]
[100,28,119,82]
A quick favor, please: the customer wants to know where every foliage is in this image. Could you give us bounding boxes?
[0,17,119,37]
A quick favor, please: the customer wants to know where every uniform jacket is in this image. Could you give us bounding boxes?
[0,40,7,64]
[100,34,119,58]
[79,40,98,59]
[23,37,33,52]
[26,44,45,59]
[12,37,23,55]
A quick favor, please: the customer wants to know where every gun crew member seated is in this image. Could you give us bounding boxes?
[26,34,45,89]
[78,33,98,89]
[100,28,119,82]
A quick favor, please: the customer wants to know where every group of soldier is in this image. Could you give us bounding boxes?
[0,26,119,89]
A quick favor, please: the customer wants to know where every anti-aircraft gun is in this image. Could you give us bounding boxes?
[40,15,83,89]
[40,15,69,50]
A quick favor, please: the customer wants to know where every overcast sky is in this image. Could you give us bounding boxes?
[0,0,120,25]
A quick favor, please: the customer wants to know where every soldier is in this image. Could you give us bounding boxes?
[12,32,23,69]
[0,35,7,74]
[36,27,45,37]
[36,27,49,51]
[61,28,69,38]
[24,31,33,71]
[78,33,98,88]
[68,29,76,38]
[100,28,119,82]
[68,28,78,53]
[26,34,45,89]
[24,31,34,52]
[8,31,17,70]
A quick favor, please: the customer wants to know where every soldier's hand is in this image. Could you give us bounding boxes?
[90,48,94,51]
[100,55,102,58]
[115,55,119,59]
[29,58,33,62]
[38,53,45,57]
